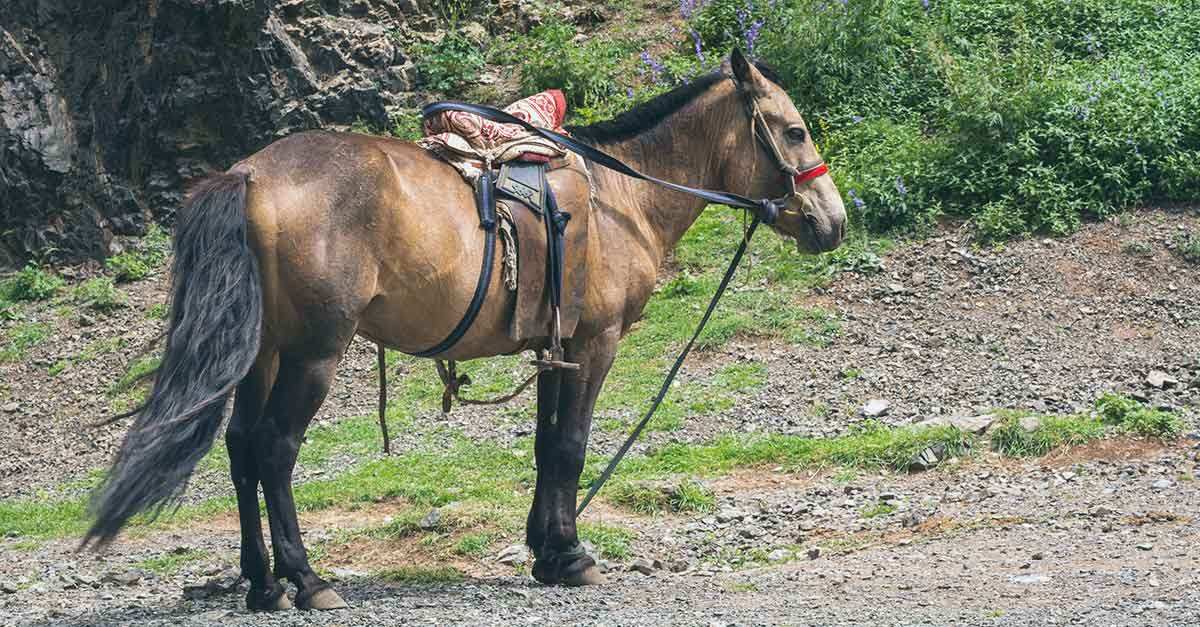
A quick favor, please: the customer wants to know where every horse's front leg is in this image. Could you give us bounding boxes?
[527,328,618,586]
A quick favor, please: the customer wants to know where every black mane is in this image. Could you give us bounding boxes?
[567,61,783,144]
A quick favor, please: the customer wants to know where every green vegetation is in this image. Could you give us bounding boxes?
[860,501,896,519]
[376,566,464,585]
[489,0,1199,240]
[49,336,125,376]
[106,225,171,282]
[608,478,716,515]
[0,321,51,362]
[414,32,485,93]
[72,277,126,313]
[1,265,64,303]
[991,394,1182,456]
[1095,392,1183,437]
[578,522,634,560]
[1172,230,1200,263]
[453,530,500,557]
[145,302,169,320]
[137,548,210,575]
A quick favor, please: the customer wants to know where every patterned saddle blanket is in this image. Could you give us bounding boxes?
[418,90,570,181]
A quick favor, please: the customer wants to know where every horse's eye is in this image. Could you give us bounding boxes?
[786,127,807,143]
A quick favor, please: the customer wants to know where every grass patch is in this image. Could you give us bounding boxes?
[990,412,1105,457]
[136,548,210,575]
[72,277,126,313]
[106,225,171,282]
[608,478,716,515]
[578,522,634,560]
[860,502,897,519]
[453,531,500,557]
[376,566,464,585]
[109,355,161,397]
[145,303,169,320]
[0,321,52,362]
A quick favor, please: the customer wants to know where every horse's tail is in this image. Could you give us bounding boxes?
[83,170,262,548]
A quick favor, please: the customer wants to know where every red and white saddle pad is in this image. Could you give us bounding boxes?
[419,89,569,176]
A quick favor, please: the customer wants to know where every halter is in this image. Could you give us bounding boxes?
[741,86,830,211]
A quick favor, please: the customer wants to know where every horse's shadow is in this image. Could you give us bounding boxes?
[28,574,536,626]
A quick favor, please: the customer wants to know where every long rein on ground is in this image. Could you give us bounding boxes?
[378,87,829,515]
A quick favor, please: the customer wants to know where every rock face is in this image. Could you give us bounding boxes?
[0,0,422,267]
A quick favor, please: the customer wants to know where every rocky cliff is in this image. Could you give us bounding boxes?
[0,0,428,268]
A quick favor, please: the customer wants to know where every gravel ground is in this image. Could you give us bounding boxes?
[1,208,1199,625]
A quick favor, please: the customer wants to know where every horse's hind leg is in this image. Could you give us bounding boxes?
[254,346,351,610]
[226,356,291,611]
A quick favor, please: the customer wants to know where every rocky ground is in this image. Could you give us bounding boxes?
[1,208,1198,626]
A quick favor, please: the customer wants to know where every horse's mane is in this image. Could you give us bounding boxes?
[567,61,783,144]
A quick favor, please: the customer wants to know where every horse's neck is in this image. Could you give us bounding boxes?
[589,106,734,263]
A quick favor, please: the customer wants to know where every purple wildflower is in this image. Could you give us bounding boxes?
[894,177,907,196]
[640,50,666,84]
[626,87,636,100]
[848,189,865,210]
[851,115,865,124]
[690,29,705,65]
[921,0,930,11]
[745,18,765,55]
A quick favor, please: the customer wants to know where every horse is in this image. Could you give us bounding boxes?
[84,51,846,611]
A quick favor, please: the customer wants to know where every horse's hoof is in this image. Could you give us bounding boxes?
[246,586,292,612]
[561,565,606,587]
[296,586,348,611]
[532,552,600,586]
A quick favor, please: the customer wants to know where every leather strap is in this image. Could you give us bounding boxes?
[576,217,762,516]
[421,101,783,225]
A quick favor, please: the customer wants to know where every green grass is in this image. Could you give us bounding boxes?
[453,531,500,557]
[990,394,1182,457]
[578,522,634,560]
[145,303,169,320]
[608,478,716,515]
[106,225,171,282]
[136,548,210,575]
[108,355,161,397]
[0,321,52,362]
[376,566,464,585]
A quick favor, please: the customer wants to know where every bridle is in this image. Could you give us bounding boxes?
[740,84,830,218]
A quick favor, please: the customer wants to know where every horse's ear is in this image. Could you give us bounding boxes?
[729,48,764,93]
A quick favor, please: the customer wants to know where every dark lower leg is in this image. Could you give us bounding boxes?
[526,370,561,559]
[228,377,288,610]
[528,331,617,584]
[255,356,343,607]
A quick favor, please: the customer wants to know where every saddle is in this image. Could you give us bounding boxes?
[416,90,591,371]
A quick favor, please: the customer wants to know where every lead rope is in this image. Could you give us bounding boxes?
[577,216,761,516]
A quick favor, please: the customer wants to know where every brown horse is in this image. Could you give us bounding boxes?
[85,51,846,611]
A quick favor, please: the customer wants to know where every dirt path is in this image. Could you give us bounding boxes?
[1,208,1198,625]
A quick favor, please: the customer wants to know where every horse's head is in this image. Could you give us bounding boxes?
[722,50,846,253]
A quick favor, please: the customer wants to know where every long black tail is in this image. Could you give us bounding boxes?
[84,171,262,547]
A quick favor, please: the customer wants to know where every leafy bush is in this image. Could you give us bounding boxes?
[498,19,633,119]
[2,265,64,302]
[415,32,485,93]
[1172,231,1200,264]
[676,0,1200,238]
[72,277,126,313]
[1094,392,1182,438]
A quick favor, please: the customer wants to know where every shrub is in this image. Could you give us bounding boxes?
[3,265,64,302]
[498,19,632,118]
[414,32,485,93]
[1094,392,1182,438]
[675,0,1200,238]
[1171,231,1200,264]
[72,277,126,313]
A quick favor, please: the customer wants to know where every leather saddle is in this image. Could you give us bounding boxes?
[494,157,590,347]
